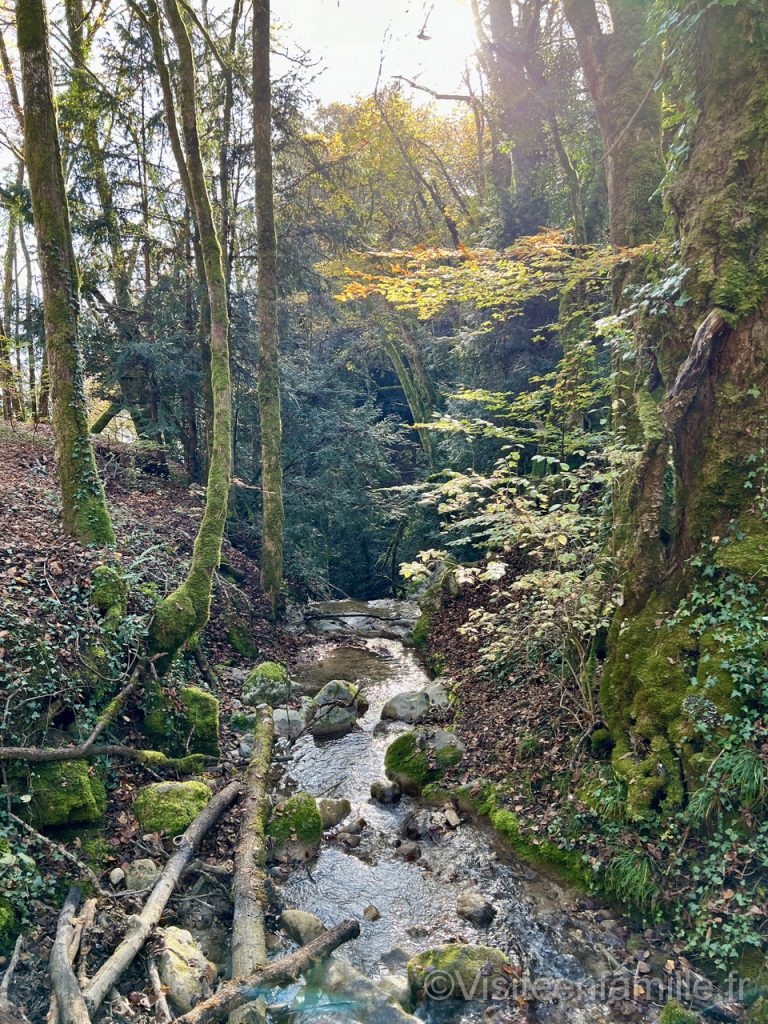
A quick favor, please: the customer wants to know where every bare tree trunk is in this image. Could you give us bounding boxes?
[253,0,284,618]
[16,0,114,545]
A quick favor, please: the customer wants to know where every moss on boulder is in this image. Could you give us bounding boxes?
[242,661,291,707]
[407,944,511,1002]
[134,780,212,836]
[268,792,323,861]
[307,680,368,739]
[26,761,107,828]
[384,729,464,794]
[143,682,220,758]
[0,897,17,954]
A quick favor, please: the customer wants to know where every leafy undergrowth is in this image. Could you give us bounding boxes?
[426,566,768,990]
[0,423,302,1008]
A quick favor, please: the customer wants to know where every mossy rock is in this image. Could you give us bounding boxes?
[143,682,220,758]
[0,898,17,956]
[268,792,323,861]
[242,661,291,707]
[134,780,212,836]
[91,562,128,631]
[747,998,768,1024]
[25,761,107,829]
[307,680,368,739]
[384,729,464,794]
[590,728,614,759]
[659,1001,699,1024]
[407,944,511,1002]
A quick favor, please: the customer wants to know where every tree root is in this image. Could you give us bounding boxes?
[50,887,91,1024]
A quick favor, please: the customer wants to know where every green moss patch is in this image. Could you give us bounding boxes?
[91,562,128,631]
[243,661,291,707]
[384,729,464,794]
[143,682,220,757]
[659,1001,699,1024]
[407,944,511,1001]
[134,780,212,836]
[178,687,220,756]
[268,792,322,860]
[25,761,107,829]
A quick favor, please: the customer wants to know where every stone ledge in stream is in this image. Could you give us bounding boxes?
[384,728,465,794]
[380,679,451,724]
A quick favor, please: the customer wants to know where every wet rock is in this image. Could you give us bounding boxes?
[125,858,159,891]
[307,680,368,739]
[400,810,432,840]
[364,905,381,922]
[279,909,327,945]
[344,817,366,835]
[242,661,292,707]
[317,797,351,829]
[444,806,461,829]
[108,867,125,887]
[457,892,497,927]
[382,946,412,968]
[394,840,421,861]
[371,780,401,804]
[337,832,361,849]
[381,690,430,724]
[307,956,420,1023]
[158,926,215,1013]
[424,679,451,708]
[407,944,512,1002]
[377,975,413,1011]
[239,734,254,759]
[273,708,304,740]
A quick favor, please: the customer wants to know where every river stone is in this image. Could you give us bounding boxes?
[108,867,125,887]
[273,708,304,740]
[337,831,361,848]
[242,662,292,707]
[158,926,215,1013]
[364,905,381,922]
[384,728,465,794]
[394,840,421,861]
[307,957,421,1024]
[407,944,512,1002]
[317,797,351,829]
[268,792,323,861]
[279,909,327,945]
[125,858,159,891]
[371,779,401,804]
[377,975,413,1011]
[400,809,432,840]
[381,690,431,724]
[457,892,497,927]
[307,680,368,739]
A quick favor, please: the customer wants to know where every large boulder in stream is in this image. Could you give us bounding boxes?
[381,680,450,724]
[384,728,465,794]
[279,909,327,945]
[407,944,512,1002]
[306,680,368,739]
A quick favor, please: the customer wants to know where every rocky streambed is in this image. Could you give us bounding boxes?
[258,600,626,1024]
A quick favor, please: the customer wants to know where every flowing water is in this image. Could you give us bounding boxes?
[272,600,615,1024]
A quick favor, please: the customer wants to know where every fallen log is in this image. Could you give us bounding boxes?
[0,936,30,1024]
[229,707,273,1024]
[174,919,361,1024]
[83,779,241,1015]
[0,744,209,771]
[49,887,91,1024]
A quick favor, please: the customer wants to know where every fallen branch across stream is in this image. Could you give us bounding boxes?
[174,919,362,1024]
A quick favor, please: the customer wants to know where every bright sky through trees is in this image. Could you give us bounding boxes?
[272,0,477,105]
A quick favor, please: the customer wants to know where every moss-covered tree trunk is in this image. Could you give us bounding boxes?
[253,0,284,619]
[599,2,768,819]
[16,0,114,545]
[148,0,232,669]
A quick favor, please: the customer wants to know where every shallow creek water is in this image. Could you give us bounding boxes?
[272,601,615,1024]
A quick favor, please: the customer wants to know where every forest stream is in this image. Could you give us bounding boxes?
[264,599,613,1024]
